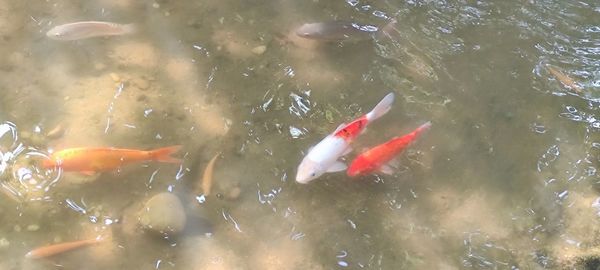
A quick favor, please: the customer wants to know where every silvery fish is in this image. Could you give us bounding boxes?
[46,21,136,40]
[295,20,395,42]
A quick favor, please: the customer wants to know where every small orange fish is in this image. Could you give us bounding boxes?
[197,152,220,196]
[25,237,102,259]
[546,65,582,92]
[42,145,182,175]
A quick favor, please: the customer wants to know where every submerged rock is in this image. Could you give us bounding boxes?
[251,45,267,55]
[139,192,186,236]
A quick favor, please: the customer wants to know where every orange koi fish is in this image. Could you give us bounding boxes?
[25,237,102,259]
[347,122,431,177]
[43,145,182,175]
[197,152,220,196]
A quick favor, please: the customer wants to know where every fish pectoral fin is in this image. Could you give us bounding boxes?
[342,147,353,156]
[326,161,347,173]
[80,171,96,176]
[387,158,400,169]
[378,165,394,175]
[360,127,368,135]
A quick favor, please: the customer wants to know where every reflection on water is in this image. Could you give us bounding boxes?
[0,0,599,269]
[0,122,60,203]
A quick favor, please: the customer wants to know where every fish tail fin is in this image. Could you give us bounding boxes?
[398,121,431,140]
[366,92,395,122]
[415,121,432,134]
[150,145,182,163]
[405,121,432,142]
[122,23,137,35]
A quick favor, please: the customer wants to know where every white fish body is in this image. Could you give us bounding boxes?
[296,134,350,184]
[295,93,395,184]
[46,21,136,41]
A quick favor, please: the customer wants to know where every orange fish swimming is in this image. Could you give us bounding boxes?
[347,122,431,177]
[25,237,102,259]
[42,145,182,175]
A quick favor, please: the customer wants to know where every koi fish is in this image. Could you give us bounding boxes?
[42,145,182,175]
[25,237,102,259]
[295,19,397,42]
[46,21,136,41]
[196,152,220,196]
[545,64,582,92]
[347,122,431,177]
[295,93,395,184]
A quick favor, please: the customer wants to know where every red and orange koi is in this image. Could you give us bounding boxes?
[347,122,431,177]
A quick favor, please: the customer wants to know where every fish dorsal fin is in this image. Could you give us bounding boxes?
[378,164,394,175]
[333,123,346,134]
[327,161,347,172]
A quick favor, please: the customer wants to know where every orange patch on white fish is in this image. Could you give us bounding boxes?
[197,153,220,196]
[42,145,182,175]
[46,21,136,41]
[545,64,582,92]
[25,237,102,259]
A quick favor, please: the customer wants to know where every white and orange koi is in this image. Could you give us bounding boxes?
[295,93,395,184]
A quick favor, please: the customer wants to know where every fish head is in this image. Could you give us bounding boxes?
[46,27,65,40]
[41,154,62,169]
[346,165,364,177]
[346,163,361,177]
[295,23,321,39]
[41,158,56,168]
[295,157,326,184]
[346,156,370,177]
[46,27,72,40]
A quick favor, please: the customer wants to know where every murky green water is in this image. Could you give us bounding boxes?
[0,0,599,269]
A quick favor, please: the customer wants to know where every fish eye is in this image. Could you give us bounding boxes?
[310,172,316,177]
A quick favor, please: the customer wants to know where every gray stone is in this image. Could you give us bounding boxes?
[139,192,186,236]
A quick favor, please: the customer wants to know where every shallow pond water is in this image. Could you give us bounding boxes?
[0,0,599,269]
